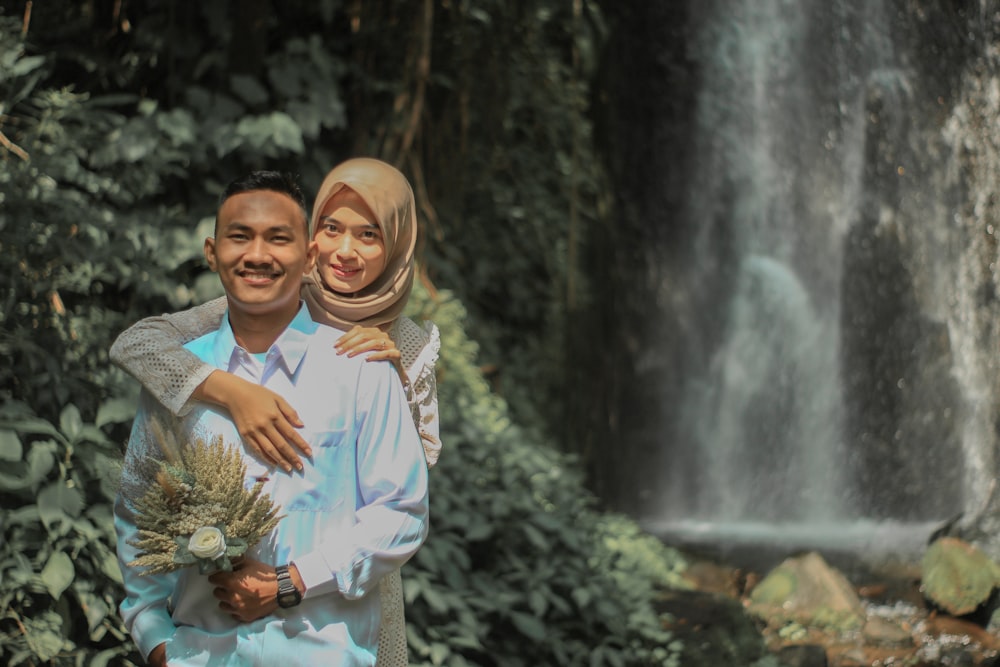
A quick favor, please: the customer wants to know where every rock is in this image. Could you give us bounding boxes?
[921,537,1000,616]
[862,616,912,647]
[747,552,866,632]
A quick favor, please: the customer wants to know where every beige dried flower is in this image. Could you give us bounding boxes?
[127,435,283,575]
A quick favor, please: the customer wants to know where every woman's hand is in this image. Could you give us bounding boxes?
[194,371,312,472]
[334,325,401,363]
[335,325,411,387]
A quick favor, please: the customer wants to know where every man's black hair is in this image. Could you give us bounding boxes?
[217,171,310,233]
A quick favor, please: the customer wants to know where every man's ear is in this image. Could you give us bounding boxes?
[204,237,218,272]
[303,240,318,275]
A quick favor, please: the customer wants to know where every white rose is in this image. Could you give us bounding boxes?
[189,526,227,560]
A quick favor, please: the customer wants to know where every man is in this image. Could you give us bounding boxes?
[114,171,429,666]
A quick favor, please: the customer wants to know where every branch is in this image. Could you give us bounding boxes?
[395,0,434,164]
[21,1,32,38]
[0,129,29,162]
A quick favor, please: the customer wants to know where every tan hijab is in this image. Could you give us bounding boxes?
[301,158,417,329]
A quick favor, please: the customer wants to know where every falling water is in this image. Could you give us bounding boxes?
[641,0,1000,561]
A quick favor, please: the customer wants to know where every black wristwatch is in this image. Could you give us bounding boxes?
[275,564,302,609]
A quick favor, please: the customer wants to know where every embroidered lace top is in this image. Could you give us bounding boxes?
[109,296,441,467]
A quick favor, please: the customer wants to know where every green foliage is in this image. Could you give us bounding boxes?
[0,14,206,420]
[0,400,138,667]
[402,284,686,666]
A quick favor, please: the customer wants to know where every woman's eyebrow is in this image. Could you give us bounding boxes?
[318,215,379,231]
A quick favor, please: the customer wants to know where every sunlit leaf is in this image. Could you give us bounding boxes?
[74,588,110,633]
[422,641,446,665]
[27,441,58,483]
[97,544,124,586]
[40,551,74,599]
[38,482,85,528]
[89,647,124,667]
[11,54,45,77]
[0,417,61,439]
[96,397,137,428]
[59,405,83,441]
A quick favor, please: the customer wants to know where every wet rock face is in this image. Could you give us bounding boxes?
[840,199,963,520]
[588,0,1000,527]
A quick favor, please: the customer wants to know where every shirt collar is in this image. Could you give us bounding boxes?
[212,302,319,378]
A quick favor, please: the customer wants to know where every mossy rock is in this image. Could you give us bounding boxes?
[747,552,865,632]
[921,537,1000,616]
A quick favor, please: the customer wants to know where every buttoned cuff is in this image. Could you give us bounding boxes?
[291,553,339,600]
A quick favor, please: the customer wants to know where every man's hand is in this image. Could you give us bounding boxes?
[208,558,304,623]
[195,371,312,472]
[209,558,279,622]
[148,643,167,667]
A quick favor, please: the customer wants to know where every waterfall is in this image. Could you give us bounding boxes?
[638,0,1000,557]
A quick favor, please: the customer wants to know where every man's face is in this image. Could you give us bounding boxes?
[204,190,317,318]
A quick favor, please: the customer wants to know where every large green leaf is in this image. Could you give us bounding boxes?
[93,542,124,585]
[0,441,57,491]
[96,397,137,428]
[40,551,75,599]
[26,442,58,483]
[10,54,45,77]
[38,482,85,528]
[0,428,22,461]
[0,417,61,439]
[74,587,111,634]
[59,404,83,441]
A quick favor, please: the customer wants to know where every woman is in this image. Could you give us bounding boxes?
[110,157,440,667]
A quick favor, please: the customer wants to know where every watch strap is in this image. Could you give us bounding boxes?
[275,564,302,608]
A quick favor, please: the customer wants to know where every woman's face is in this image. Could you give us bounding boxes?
[313,188,387,294]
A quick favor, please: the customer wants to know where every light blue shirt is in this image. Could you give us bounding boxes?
[115,304,429,667]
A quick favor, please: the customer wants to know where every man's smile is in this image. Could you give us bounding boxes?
[238,268,283,284]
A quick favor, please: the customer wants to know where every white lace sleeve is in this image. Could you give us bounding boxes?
[109,297,227,417]
[391,317,441,467]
